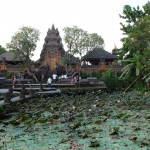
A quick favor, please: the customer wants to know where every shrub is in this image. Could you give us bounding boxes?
[102,68,118,90]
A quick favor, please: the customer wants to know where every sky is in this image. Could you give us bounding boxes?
[0,0,148,61]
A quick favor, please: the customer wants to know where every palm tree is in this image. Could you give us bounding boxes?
[120,52,150,91]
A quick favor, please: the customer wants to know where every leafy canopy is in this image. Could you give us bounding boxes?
[7,26,40,65]
[63,26,104,59]
[119,2,150,84]
[0,45,6,55]
[119,2,150,58]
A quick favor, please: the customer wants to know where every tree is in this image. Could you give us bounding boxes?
[85,33,104,52]
[63,26,104,78]
[119,2,150,58]
[63,26,88,58]
[120,52,142,78]
[119,5,144,35]
[63,26,104,59]
[7,26,40,65]
[0,45,6,55]
[119,2,150,89]
[63,26,88,77]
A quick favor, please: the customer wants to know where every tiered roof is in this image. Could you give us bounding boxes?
[82,47,117,61]
[40,25,65,61]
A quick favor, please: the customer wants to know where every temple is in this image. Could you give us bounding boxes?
[82,47,118,73]
[0,25,122,77]
[0,51,26,74]
[40,25,65,72]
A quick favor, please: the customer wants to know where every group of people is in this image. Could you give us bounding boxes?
[47,71,80,88]
[47,73,68,88]
[47,73,57,88]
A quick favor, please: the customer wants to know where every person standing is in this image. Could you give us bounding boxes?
[12,74,16,88]
[47,77,52,88]
[52,73,57,83]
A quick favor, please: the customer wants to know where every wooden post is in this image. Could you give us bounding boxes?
[39,82,43,92]
[12,74,16,89]
[29,89,34,97]
[4,92,11,103]
[4,87,13,103]
[20,85,26,100]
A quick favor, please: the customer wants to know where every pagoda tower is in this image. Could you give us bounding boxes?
[40,25,65,72]
[112,44,119,56]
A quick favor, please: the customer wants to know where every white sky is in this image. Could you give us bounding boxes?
[0,0,148,61]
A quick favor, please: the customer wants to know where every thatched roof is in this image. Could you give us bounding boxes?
[82,47,117,61]
[68,55,79,64]
[64,53,79,65]
[0,51,22,62]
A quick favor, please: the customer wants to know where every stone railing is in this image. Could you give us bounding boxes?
[81,64,123,73]
[81,65,109,73]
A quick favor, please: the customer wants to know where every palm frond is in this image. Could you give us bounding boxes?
[120,63,134,78]
[142,72,150,82]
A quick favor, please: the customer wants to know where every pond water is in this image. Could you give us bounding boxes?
[0,90,150,150]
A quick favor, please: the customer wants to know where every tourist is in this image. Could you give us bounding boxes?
[63,74,68,79]
[52,73,57,83]
[61,74,64,79]
[12,74,16,88]
[57,76,61,82]
[47,77,52,88]
[71,75,78,84]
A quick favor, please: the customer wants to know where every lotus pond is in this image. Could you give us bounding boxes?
[0,90,150,150]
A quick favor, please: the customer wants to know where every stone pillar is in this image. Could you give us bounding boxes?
[4,87,13,103]
[20,85,26,100]
[39,82,43,91]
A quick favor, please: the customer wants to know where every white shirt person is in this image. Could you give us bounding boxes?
[47,77,52,88]
[52,73,57,83]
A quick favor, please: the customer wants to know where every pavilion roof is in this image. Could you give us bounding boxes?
[0,51,22,62]
[82,47,117,61]
[65,54,79,65]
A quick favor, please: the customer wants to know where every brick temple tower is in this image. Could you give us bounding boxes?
[40,25,65,72]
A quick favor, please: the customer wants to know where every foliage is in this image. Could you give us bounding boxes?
[6,72,13,78]
[0,91,150,149]
[119,1,150,58]
[80,71,102,79]
[61,51,71,64]
[119,5,145,36]
[63,26,88,58]
[85,33,104,52]
[63,26,104,59]
[120,52,142,78]
[120,15,150,58]
[63,26,104,78]
[102,68,118,89]
[6,26,40,65]
[119,2,150,87]
[134,81,147,91]
[91,71,102,79]
[80,72,90,79]
[0,45,6,55]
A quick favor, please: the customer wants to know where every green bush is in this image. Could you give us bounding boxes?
[102,68,118,90]
[91,71,102,79]
[80,72,90,79]
[6,72,14,78]
[134,81,147,91]
[81,71,102,79]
